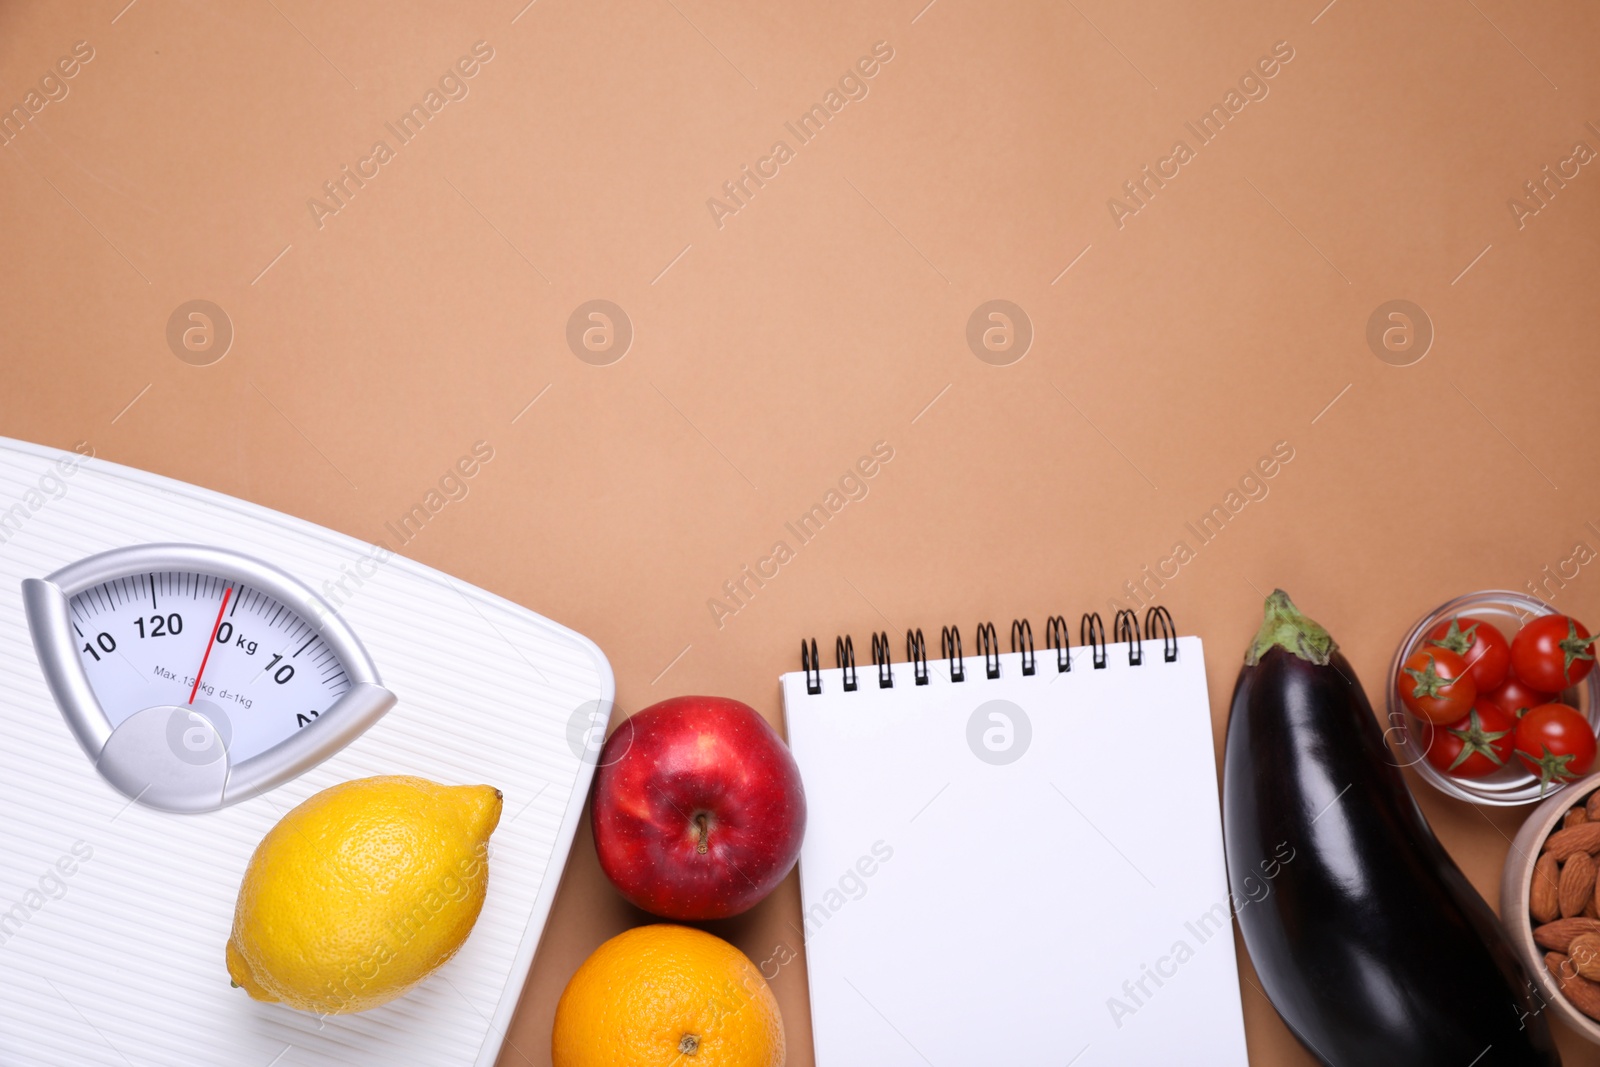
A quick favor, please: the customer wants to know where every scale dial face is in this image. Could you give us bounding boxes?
[70,574,353,765]
[24,544,396,813]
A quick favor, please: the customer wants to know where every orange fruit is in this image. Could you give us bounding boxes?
[552,924,784,1067]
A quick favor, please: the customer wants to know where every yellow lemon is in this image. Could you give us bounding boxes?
[552,924,785,1067]
[225,775,502,1013]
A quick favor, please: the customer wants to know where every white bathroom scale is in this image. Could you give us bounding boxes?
[0,437,615,1067]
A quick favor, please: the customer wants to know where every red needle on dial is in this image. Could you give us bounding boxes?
[188,586,234,704]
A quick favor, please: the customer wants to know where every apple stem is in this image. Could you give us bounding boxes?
[695,813,710,855]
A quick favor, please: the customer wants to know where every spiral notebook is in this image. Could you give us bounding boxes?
[780,610,1248,1066]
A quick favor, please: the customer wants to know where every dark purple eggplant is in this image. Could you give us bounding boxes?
[1223,591,1559,1066]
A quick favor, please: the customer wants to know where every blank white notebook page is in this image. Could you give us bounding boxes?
[781,637,1248,1066]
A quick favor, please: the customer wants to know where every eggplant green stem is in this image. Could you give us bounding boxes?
[1245,590,1338,666]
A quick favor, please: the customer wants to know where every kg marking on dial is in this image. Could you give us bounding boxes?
[25,544,396,813]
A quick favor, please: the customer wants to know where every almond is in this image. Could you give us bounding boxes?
[1548,950,1600,1022]
[1563,854,1598,918]
[1573,934,1600,981]
[1568,808,1591,829]
[1532,853,1562,923]
[1587,898,1599,920]
[1533,917,1600,953]
[1587,791,1600,822]
[1543,822,1600,861]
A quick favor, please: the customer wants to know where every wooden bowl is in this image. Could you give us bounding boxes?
[1501,770,1600,1044]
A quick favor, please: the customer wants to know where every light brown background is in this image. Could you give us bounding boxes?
[4,0,1600,1062]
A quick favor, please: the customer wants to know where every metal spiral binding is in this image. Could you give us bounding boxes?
[907,628,929,685]
[803,606,1177,693]
[801,637,821,695]
[1011,619,1035,676]
[1145,606,1178,662]
[1113,609,1143,666]
[976,622,1000,679]
[871,631,894,688]
[1081,613,1107,670]
[1045,615,1070,672]
[941,626,965,682]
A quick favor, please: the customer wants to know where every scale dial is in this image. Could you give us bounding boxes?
[71,573,353,763]
[24,544,396,813]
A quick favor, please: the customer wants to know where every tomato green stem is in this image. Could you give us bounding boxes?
[1559,619,1600,681]
[1403,654,1466,700]
[1444,709,1510,772]
[1427,617,1478,658]
[1518,744,1582,796]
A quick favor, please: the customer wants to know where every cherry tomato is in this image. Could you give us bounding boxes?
[1425,616,1510,692]
[1398,647,1477,725]
[1512,615,1600,693]
[1513,703,1598,793]
[1481,676,1554,719]
[1425,704,1516,779]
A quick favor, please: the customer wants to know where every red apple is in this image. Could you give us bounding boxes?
[591,695,806,920]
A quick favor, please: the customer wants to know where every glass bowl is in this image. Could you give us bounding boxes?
[1387,590,1600,806]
